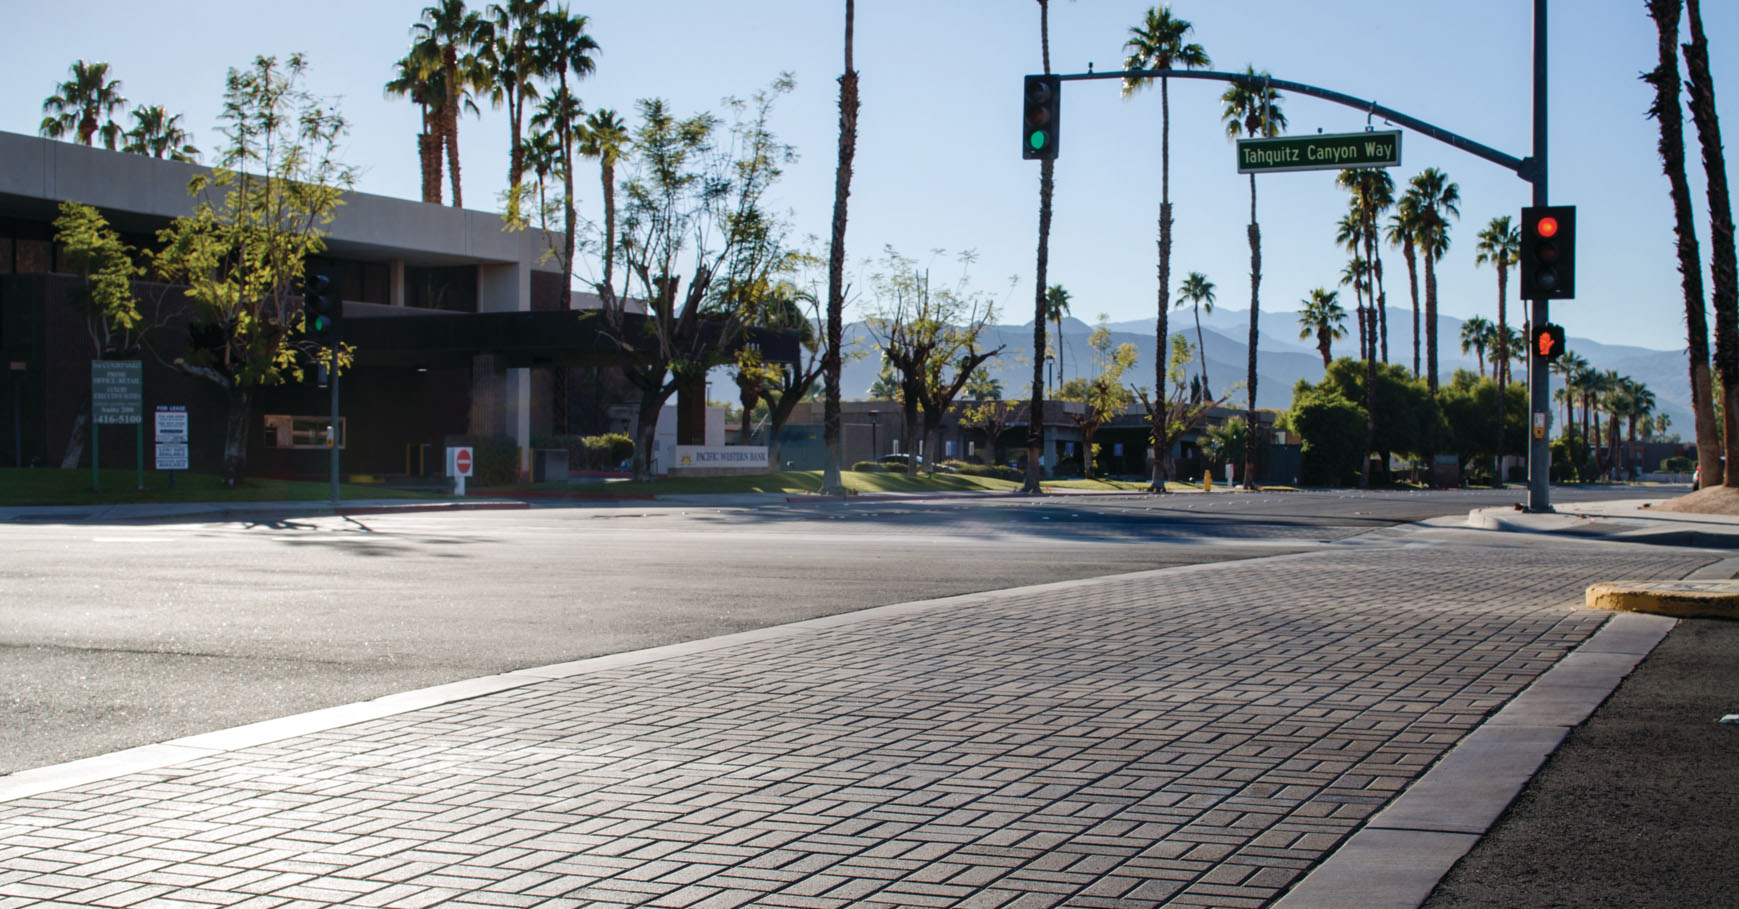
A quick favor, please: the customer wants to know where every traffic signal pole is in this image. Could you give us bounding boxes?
[1528,0,1552,512]
[1033,3,1556,505]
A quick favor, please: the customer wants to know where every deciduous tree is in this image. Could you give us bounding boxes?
[148,55,356,486]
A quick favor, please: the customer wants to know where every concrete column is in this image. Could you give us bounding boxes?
[477,262,532,462]
[389,260,405,307]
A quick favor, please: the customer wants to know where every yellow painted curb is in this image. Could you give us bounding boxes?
[1585,580,1739,619]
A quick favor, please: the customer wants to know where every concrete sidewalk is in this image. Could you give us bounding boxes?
[0,532,1720,907]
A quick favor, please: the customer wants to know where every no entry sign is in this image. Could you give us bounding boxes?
[448,446,475,496]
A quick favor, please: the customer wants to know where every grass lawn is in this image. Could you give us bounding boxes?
[0,468,443,507]
[480,469,1024,498]
[1,467,1217,508]
[483,471,1206,498]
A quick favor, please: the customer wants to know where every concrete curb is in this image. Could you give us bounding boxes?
[1272,610,1678,909]
[1586,579,1739,618]
[0,498,530,525]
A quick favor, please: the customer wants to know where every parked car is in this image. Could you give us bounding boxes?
[877,453,955,472]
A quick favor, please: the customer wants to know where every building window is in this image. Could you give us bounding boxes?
[262,414,347,449]
[15,239,51,274]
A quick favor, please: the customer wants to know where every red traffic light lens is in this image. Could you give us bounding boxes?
[1536,216,1559,238]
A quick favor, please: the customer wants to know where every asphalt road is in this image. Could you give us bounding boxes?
[0,486,1664,777]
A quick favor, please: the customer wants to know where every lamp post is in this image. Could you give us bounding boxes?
[867,410,879,459]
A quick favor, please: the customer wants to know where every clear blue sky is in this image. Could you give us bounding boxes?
[4,0,1734,354]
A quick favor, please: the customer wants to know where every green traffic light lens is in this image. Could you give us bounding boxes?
[1029,131,1046,151]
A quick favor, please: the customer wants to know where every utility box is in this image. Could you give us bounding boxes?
[533,448,569,483]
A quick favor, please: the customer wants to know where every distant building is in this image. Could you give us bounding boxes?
[0,130,791,479]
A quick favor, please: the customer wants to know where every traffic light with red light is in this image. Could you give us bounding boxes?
[1520,206,1575,299]
[1532,323,1566,360]
[1023,75,1061,161]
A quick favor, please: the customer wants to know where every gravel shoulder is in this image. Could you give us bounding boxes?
[1424,617,1739,909]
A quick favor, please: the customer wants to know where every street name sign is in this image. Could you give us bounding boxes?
[91,360,142,424]
[1237,129,1401,174]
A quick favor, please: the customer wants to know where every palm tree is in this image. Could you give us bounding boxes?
[1297,288,1347,369]
[1043,284,1071,391]
[386,40,447,204]
[1336,168,1394,362]
[486,0,549,202]
[1683,0,1738,486]
[1122,5,1210,492]
[1459,315,1493,378]
[820,0,861,496]
[522,123,562,219]
[1337,252,1370,360]
[414,0,491,208]
[1504,325,1527,383]
[529,89,584,280]
[1022,0,1055,495]
[1550,350,1588,440]
[578,109,628,302]
[1335,213,1369,359]
[1177,271,1215,396]
[1615,377,1656,477]
[1647,0,1721,487]
[1475,214,1520,484]
[1405,168,1459,396]
[1475,216,1521,384]
[39,60,126,149]
[535,5,598,288]
[1222,67,1285,489]
[1386,195,1424,378]
[120,105,198,162]
[1581,367,1615,452]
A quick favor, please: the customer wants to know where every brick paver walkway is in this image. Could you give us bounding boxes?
[0,544,1710,908]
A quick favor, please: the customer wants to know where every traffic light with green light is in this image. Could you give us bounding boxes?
[1520,206,1575,299]
[303,272,338,345]
[1023,75,1060,161]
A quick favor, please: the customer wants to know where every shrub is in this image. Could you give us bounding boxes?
[851,460,891,472]
[456,433,520,486]
[941,459,1022,481]
[533,433,634,470]
[1662,455,1694,473]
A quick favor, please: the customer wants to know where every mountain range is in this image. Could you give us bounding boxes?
[834,306,1695,438]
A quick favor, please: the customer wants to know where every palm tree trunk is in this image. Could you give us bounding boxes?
[1194,303,1208,397]
[561,126,576,286]
[1375,260,1389,363]
[1425,252,1439,396]
[1243,174,1260,490]
[821,0,858,496]
[1685,0,1739,486]
[1495,265,1508,484]
[1404,239,1420,377]
[601,162,617,300]
[1648,0,1722,487]
[1024,0,1052,495]
[1151,76,1173,492]
[508,90,526,195]
[443,59,464,209]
